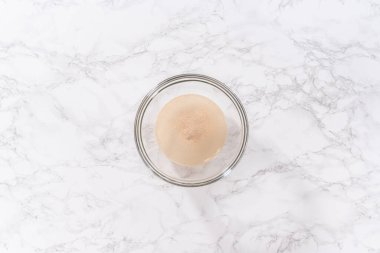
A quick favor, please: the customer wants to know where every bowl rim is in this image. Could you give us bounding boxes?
[134,74,249,187]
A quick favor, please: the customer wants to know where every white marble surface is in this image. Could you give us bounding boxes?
[1,0,380,252]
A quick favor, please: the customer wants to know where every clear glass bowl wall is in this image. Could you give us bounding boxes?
[134,74,248,186]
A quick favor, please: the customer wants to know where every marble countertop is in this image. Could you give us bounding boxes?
[1,0,380,252]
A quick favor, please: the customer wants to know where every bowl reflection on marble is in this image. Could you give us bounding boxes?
[134,74,249,187]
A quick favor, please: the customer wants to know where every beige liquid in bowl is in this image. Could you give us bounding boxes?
[155,94,227,166]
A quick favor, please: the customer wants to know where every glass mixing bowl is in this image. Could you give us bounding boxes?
[134,74,249,186]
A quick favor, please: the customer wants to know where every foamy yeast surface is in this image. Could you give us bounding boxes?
[155,94,227,166]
